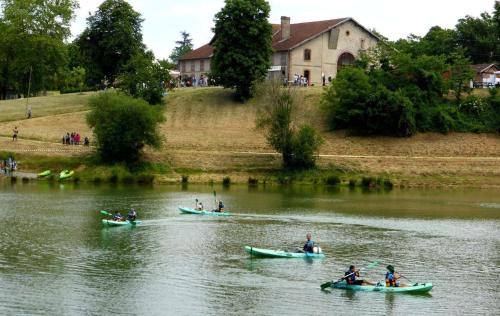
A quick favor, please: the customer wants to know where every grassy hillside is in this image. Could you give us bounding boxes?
[0,87,499,187]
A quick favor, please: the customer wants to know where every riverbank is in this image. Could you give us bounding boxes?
[0,88,499,188]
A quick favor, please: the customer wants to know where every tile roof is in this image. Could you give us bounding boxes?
[272,18,346,51]
[178,44,213,61]
[470,63,498,73]
[179,17,375,60]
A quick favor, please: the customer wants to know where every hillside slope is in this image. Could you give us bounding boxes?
[0,88,499,187]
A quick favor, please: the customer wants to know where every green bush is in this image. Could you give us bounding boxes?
[325,175,341,186]
[248,177,258,185]
[86,92,164,163]
[181,175,189,183]
[289,125,324,169]
[222,176,231,186]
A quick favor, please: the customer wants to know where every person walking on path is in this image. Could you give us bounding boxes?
[12,127,18,141]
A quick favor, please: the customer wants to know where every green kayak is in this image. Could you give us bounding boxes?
[179,207,231,216]
[331,281,433,293]
[59,170,74,180]
[101,219,142,226]
[245,246,325,258]
[38,170,51,177]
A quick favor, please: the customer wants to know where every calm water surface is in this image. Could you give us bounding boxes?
[0,182,499,315]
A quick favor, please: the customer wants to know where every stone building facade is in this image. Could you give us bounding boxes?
[178,17,378,85]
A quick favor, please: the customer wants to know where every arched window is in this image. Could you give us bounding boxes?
[304,49,311,61]
[337,52,355,72]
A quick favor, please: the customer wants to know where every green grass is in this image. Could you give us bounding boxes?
[0,92,94,122]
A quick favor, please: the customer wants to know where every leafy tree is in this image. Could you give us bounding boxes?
[455,11,498,63]
[76,0,145,86]
[119,52,171,105]
[211,0,273,101]
[0,0,78,98]
[447,51,474,102]
[258,82,323,169]
[86,92,164,163]
[169,31,193,65]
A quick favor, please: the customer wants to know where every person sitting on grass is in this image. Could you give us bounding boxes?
[344,265,375,286]
[127,209,137,222]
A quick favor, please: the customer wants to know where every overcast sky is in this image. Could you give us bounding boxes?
[71,0,495,60]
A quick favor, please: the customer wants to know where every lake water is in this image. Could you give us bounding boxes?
[0,182,499,315]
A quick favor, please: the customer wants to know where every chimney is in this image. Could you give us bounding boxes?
[281,16,290,41]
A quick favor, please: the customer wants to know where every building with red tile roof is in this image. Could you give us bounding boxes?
[179,17,378,86]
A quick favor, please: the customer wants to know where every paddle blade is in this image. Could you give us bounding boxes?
[320,281,332,290]
[100,210,110,216]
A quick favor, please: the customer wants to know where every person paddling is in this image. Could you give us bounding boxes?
[303,233,315,253]
[127,208,137,222]
[195,199,204,211]
[112,211,124,221]
[215,200,224,213]
[344,265,375,285]
[385,265,408,287]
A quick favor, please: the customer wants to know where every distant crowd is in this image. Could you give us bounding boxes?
[62,132,90,146]
[1,156,17,175]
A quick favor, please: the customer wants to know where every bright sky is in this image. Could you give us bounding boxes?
[71,0,495,60]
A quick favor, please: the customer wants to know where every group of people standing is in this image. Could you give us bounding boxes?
[0,156,17,175]
[291,74,308,86]
[62,132,89,146]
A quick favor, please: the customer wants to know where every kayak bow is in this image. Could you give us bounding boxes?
[101,219,142,226]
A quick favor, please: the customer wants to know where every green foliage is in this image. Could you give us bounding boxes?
[211,0,273,101]
[394,3,500,64]
[447,51,474,101]
[325,175,340,186]
[86,92,164,163]
[290,125,324,169]
[169,31,193,64]
[0,0,79,98]
[222,176,231,186]
[322,68,416,136]
[258,82,323,169]
[119,52,171,105]
[75,0,145,86]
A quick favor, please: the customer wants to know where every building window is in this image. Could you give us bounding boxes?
[304,49,311,61]
[190,61,195,72]
[181,61,186,73]
[337,52,355,72]
[360,38,366,50]
[200,60,205,72]
[345,30,350,36]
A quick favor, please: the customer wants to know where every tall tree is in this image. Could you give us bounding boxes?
[211,0,273,101]
[76,0,145,86]
[0,0,78,99]
[119,51,172,105]
[169,31,193,65]
[455,12,498,63]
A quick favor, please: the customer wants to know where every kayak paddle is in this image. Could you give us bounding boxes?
[320,261,380,290]
[100,210,111,216]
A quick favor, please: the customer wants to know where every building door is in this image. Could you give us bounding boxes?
[304,70,310,85]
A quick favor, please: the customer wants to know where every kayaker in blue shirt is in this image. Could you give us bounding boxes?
[303,233,315,253]
[385,265,407,287]
[344,265,374,285]
[127,208,137,221]
[217,200,225,212]
[112,211,124,221]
